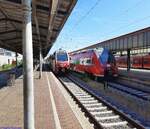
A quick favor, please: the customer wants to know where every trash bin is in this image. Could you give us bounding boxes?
[7,72,16,86]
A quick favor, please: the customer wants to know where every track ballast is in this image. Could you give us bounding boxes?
[59,76,145,129]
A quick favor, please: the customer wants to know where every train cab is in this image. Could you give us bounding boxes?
[51,49,70,74]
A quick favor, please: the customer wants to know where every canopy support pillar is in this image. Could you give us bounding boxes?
[15,52,18,67]
[22,0,35,129]
[127,49,131,71]
[39,47,42,79]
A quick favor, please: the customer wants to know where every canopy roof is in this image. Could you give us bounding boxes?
[71,27,150,53]
[0,0,76,57]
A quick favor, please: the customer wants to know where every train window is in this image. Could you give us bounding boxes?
[84,58,92,65]
[86,59,92,64]
[82,60,84,64]
[133,59,139,64]
[57,53,68,61]
[143,59,150,64]
[79,58,84,65]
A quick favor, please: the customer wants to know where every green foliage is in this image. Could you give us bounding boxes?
[0,64,15,71]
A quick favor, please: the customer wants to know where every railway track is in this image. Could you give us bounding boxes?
[118,76,150,88]
[71,71,150,101]
[59,76,145,129]
[107,82,150,101]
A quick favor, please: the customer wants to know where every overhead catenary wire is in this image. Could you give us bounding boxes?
[53,0,149,53]
[68,0,146,43]
[58,0,102,51]
[72,0,102,30]
[113,0,144,19]
[99,0,145,26]
[99,15,150,41]
[74,0,149,43]
[72,0,144,31]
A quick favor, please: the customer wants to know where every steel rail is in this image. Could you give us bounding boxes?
[58,77,105,129]
[107,82,150,101]
[118,76,150,87]
[58,75,145,129]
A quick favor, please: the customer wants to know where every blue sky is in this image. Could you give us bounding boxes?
[49,0,150,54]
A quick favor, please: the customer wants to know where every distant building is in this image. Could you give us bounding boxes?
[0,48,22,66]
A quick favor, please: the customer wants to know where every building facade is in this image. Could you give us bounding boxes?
[0,48,22,66]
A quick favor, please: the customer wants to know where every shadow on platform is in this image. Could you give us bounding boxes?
[36,64,51,72]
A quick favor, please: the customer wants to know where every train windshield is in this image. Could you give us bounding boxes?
[57,53,68,61]
[99,49,116,65]
[99,49,109,65]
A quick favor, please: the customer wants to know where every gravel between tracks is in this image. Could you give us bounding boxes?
[70,72,150,126]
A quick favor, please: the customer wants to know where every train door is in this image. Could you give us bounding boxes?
[132,56,142,68]
[143,55,150,69]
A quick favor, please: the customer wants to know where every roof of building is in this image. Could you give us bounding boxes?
[0,0,77,58]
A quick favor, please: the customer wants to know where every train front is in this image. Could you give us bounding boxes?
[55,50,70,73]
[98,48,118,77]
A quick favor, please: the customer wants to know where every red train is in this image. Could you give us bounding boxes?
[70,48,118,77]
[116,54,150,69]
[50,49,70,74]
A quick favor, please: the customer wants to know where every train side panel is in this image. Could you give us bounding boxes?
[143,55,150,69]
[116,54,150,69]
[131,56,142,68]
[70,48,118,77]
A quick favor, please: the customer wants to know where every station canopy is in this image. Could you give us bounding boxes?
[0,0,76,58]
[71,27,150,54]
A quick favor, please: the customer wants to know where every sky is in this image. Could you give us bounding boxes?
[49,0,150,54]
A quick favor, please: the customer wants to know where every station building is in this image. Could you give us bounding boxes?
[0,48,22,66]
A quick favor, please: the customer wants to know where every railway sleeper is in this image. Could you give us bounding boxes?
[95,115,119,121]
[94,112,117,118]
[76,95,92,98]
[74,91,88,94]
[100,121,128,128]
[103,125,135,129]
[92,110,113,116]
[83,103,102,107]
[78,97,95,101]
[69,87,82,90]
[87,106,107,112]
[80,100,98,104]
[73,90,87,93]
[74,94,89,97]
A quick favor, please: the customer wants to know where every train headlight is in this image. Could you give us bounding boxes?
[107,64,111,67]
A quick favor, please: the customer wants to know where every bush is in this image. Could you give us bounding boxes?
[0,64,15,71]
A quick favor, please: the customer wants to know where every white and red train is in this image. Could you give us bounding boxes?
[116,54,150,69]
[70,48,118,77]
[50,49,70,74]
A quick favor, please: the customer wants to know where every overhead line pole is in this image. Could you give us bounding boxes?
[22,0,35,129]
[39,46,42,78]
[15,52,18,67]
[127,49,131,71]
[32,0,42,78]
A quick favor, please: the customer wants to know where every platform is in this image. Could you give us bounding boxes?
[118,68,150,81]
[0,71,83,129]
